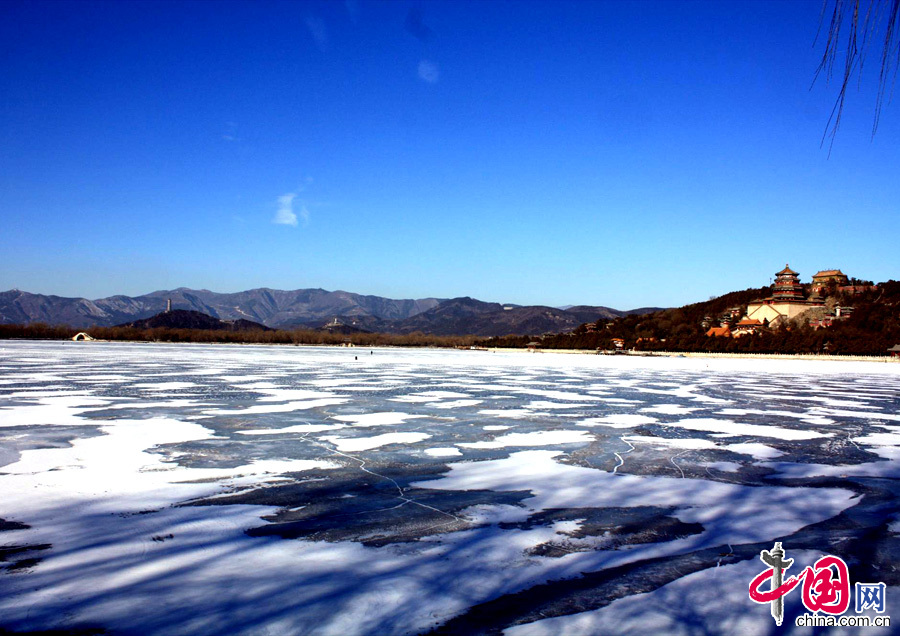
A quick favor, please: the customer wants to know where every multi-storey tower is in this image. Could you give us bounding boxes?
[772,264,804,301]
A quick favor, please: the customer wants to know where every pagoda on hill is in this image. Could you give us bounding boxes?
[738,264,826,332]
[772,264,805,301]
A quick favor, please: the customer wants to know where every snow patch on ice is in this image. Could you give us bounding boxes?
[427,399,484,409]
[0,395,113,427]
[623,435,718,450]
[664,418,828,441]
[723,443,784,460]
[236,423,345,435]
[641,404,702,415]
[332,412,427,427]
[321,432,431,452]
[202,398,348,415]
[768,446,900,479]
[425,447,463,458]
[254,388,340,401]
[458,431,594,449]
[478,408,537,419]
[578,414,658,428]
[420,451,856,549]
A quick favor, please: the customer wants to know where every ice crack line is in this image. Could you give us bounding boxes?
[670,449,690,479]
[612,436,635,475]
[298,426,464,529]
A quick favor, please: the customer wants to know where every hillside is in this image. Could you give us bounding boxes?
[390,301,612,337]
[485,282,900,355]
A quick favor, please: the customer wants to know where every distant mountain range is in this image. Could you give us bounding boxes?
[0,287,661,337]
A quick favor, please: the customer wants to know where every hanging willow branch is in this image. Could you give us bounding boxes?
[815,0,900,147]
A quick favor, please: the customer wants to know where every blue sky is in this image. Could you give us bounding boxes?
[1,0,898,309]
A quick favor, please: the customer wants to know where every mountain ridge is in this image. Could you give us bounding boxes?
[0,287,661,337]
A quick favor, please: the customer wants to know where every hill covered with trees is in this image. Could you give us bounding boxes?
[484,281,900,356]
[119,309,272,332]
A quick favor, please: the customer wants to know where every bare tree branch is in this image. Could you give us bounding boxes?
[815,0,900,149]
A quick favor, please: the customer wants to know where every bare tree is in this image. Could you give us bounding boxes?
[816,0,900,146]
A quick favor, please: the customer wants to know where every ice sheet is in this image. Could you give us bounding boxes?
[0,341,897,636]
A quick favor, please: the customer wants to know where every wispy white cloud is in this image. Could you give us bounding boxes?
[273,193,298,227]
[222,121,238,142]
[305,16,328,50]
[418,59,439,84]
[273,192,311,228]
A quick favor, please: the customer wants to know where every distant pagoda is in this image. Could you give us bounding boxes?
[772,264,804,301]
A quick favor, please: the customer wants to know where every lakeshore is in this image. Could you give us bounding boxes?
[4,326,900,364]
[490,347,900,363]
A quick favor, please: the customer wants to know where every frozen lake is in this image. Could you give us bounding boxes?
[1,341,899,634]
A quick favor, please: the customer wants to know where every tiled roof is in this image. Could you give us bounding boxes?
[812,269,846,278]
[776,264,798,276]
[706,327,731,337]
[736,319,763,326]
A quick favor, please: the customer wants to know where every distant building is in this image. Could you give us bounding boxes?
[705,326,731,338]
[811,269,848,297]
[610,338,625,350]
[809,317,833,330]
[809,305,854,330]
[732,319,763,337]
[889,345,900,358]
[745,301,809,327]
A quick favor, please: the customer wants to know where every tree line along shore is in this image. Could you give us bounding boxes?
[0,323,480,348]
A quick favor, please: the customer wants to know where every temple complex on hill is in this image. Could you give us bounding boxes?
[743,264,823,327]
[811,269,848,297]
[706,264,868,338]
